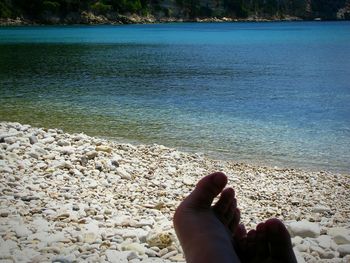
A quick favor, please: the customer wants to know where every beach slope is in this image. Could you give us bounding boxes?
[0,122,349,262]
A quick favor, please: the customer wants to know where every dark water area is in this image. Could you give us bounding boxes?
[0,22,350,172]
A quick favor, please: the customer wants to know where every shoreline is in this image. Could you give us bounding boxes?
[0,121,349,262]
[0,14,335,27]
[3,120,347,175]
[1,119,346,175]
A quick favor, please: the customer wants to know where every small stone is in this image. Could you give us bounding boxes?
[39,246,61,254]
[161,250,177,259]
[21,195,40,202]
[317,235,333,249]
[337,244,350,257]
[52,257,74,263]
[145,248,158,257]
[29,151,39,159]
[146,231,173,249]
[88,181,98,189]
[169,254,185,262]
[73,134,86,141]
[327,227,350,245]
[71,168,83,177]
[0,210,9,217]
[122,242,146,255]
[41,137,55,144]
[292,236,303,246]
[120,229,148,243]
[105,250,128,263]
[319,250,336,259]
[29,136,38,144]
[136,218,155,227]
[0,132,20,142]
[310,251,319,258]
[83,232,97,244]
[293,248,306,263]
[95,161,103,171]
[50,160,73,170]
[36,162,47,170]
[111,159,119,167]
[296,244,309,252]
[311,205,331,213]
[104,209,112,215]
[0,239,18,257]
[42,209,57,217]
[4,136,17,144]
[344,255,350,262]
[59,146,75,155]
[80,156,88,166]
[55,212,70,220]
[288,220,320,238]
[28,232,66,245]
[0,165,12,173]
[14,247,40,261]
[86,151,98,159]
[6,142,20,151]
[310,245,324,256]
[153,202,165,210]
[29,145,48,159]
[142,259,167,263]
[96,145,112,153]
[127,251,139,261]
[93,214,104,220]
[32,218,51,233]
[158,248,169,257]
[182,177,194,186]
[291,199,300,205]
[117,167,131,180]
[150,247,160,252]
[14,225,32,238]
[57,140,70,146]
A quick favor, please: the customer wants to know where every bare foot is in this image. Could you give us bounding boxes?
[174,172,298,263]
[173,172,241,263]
[234,218,297,263]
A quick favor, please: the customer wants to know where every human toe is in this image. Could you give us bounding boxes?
[213,187,235,220]
[265,218,297,263]
[184,172,228,210]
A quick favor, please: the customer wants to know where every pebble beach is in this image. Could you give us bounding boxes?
[0,121,349,262]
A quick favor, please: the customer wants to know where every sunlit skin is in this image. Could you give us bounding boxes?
[173,172,297,263]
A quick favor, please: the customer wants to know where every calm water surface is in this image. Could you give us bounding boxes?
[1,22,349,172]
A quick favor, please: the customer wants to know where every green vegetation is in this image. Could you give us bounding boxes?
[0,0,349,22]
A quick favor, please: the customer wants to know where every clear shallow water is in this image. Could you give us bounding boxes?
[1,22,350,172]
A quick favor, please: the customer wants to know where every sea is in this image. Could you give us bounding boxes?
[0,21,349,173]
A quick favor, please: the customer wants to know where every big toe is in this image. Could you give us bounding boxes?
[265,218,297,263]
[184,172,228,210]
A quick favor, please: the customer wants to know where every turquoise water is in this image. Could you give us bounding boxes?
[1,22,350,172]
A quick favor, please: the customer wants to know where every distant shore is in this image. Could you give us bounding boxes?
[0,121,349,262]
[0,13,309,26]
[1,12,348,27]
